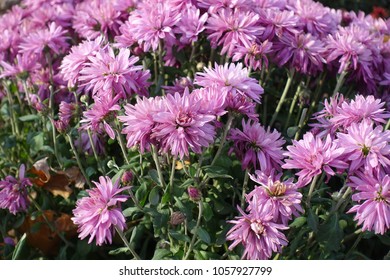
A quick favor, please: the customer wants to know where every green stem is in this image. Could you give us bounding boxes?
[333,186,352,213]
[333,70,348,97]
[269,68,295,127]
[49,86,63,169]
[151,145,166,188]
[114,225,141,260]
[87,129,106,175]
[294,108,308,140]
[4,82,20,136]
[183,200,203,260]
[241,171,249,209]
[169,156,177,196]
[307,173,321,207]
[208,48,215,67]
[115,122,130,165]
[286,82,302,129]
[385,119,390,131]
[66,133,92,188]
[211,114,234,166]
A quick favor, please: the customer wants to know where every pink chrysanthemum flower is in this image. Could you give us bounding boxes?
[331,95,390,130]
[127,1,181,52]
[60,36,103,89]
[348,169,390,235]
[152,90,216,159]
[232,40,273,71]
[273,32,326,74]
[176,6,208,45]
[54,101,75,133]
[229,120,285,172]
[0,53,40,79]
[114,20,137,49]
[118,96,164,153]
[226,197,288,260]
[282,132,348,186]
[0,164,32,215]
[78,47,148,97]
[336,120,390,172]
[72,176,129,246]
[76,130,106,156]
[225,92,258,120]
[257,8,300,41]
[80,95,120,139]
[247,170,303,225]
[198,0,253,13]
[191,86,228,117]
[19,22,69,56]
[206,8,262,57]
[72,0,123,40]
[194,62,264,103]
[163,77,194,96]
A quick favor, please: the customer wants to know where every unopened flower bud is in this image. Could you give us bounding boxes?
[188,186,201,202]
[169,211,186,226]
[121,170,134,185]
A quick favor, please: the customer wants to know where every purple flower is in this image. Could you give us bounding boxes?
[247,170,303,225]
[206,8,262,57]
[348,169,390,235]
[0,164,32,215]
[152,90,216,159]
[163,77,194,96]
[54,101,75,133]
[119,96,164,153]
[127,1,181,52]
[78,47,149,98]
[229,120,285,172]
[0,53,40,79]
[232,40,273,71]
[76,130,105,156]
[191,86,228,117]
[336,120,390,172]
[283,132,348,186]
[226,198,288,260]
[80,95,120,139]
[194,62,264,103]
[198,0,253,13]
[225,92,258,120]
[176,6,208,45]
[72,176,129,246]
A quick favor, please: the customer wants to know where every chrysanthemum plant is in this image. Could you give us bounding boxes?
[0,0,389,260]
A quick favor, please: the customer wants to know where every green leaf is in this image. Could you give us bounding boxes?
[29,132,44,156]
[317,213,343,252]
[111,169,124,185]
[152,249,172,260]
[289,216,307,228]
[123,207,140,218]
[196,228,211,244]
[19,114,40,122]
[148,187,160,206]
[169,230,191,243]
[148,169,161,185]
[135,183,148,205]
[12,233,27,260]
[202,165,233,179]
[202,202,213,222]
[109,247,129,255]
[307,209,319,233]
[161,191,171,205]
[287,126,299,138]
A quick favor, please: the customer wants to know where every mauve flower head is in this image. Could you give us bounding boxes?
[191,86,228,117]
[232,39,273,71]
[287,0,340,37]
[152,89,216,159]
[247,170,303,225]
[54,101,75,133]
[225,91,258,120]
[273,32,326,75]
[205,8,263,57]
[19,22,69,57]
[60,36,104,89]
[0,53,40,79]
[198,0,253,13]
[229,120,285,172]
[188,186,202,201]
[348,169,390,235]
[257,8,300,41]
[252,0,287,10]
[0,164,32,215]
[114,20,137,49]
[72,176,129,246]
[80,94,120,139]
[119,96,164,153]
[163,77,194,96]
[283,132,348,186]
[226,198,288,260]
[76,130,105,156]
[311,93,345,139]
[336,120,390,172]
[127,1,181,52]
[72,0,123,40]
[175,6,208,45]
[194,62,264,103]
[331,95,390,130]
[78,46,148,98]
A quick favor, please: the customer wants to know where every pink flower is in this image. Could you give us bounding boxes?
[0,53,40,79]
[0,164,32,215]
[194,62,264,103]
[198,0,253,13]
[80,95,120,139]
[191,86,228,117]
[72,176,129,246]
[348,169,390,235]
[78,47,149,98]
[206,8,262,57]
[336,120,390,172]
[118,96,164,153]
[152,90,216,159]
[54,101,75,133]
[76,130,105,156]
[225,92,258,120]
[282,132,348,186]
[163,77,194,96]
[176,6,208,45]
[226,198,288,260]
[229,120,285,172]
[247,170,303,225]
[19,22,69,56]
[232,40,273,71]
[127,1,181,52]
